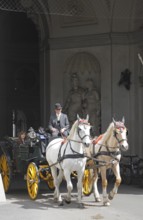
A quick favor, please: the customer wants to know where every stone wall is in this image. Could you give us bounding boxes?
[47,42,143,157]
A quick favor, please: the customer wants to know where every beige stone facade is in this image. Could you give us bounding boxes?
[0,0,143,157]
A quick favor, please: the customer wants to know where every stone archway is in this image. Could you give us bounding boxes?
[20,0,52,128]
[0,0,52,135]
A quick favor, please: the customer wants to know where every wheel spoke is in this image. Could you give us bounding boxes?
[0,154,11,192]
[83,169,93,196]
[27,162,39,200]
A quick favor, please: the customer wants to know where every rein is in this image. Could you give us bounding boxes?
[86,122,128,167]
[46,120,92,169]
[93,150,121,162]
[93,142,120,149]
[77,128,91,142]
[92,124,127,157]
[57,123,92,162]
[113,132,127,144]
[45,138,86,170]
[90,143,121,164]
[57,139,86,163]
[66,138,83,144]
[91,131,124,163]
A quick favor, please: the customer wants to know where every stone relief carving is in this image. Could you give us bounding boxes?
[64,76,100,136]
[83,78,100,135]
[63,52,101,136]
[63,73,84,125]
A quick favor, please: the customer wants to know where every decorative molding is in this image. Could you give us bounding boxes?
[49,34,110,50]
[60,16,97,28]
[48,30,143,50]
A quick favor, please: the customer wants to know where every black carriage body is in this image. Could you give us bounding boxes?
[0,130,55,199]
[0,136,47,175]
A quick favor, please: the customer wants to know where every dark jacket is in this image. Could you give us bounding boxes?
[48,113,70,137]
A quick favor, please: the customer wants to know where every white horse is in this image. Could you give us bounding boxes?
[87,117,129,206]
[46,115,91,207]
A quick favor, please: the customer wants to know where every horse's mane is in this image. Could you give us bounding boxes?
[100,122,114,144]
[68,120,78,139]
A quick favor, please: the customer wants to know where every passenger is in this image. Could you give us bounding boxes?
[48,103,70,138]
[17,130,27,144]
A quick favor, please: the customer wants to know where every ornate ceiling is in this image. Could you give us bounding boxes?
[0,0,143,41]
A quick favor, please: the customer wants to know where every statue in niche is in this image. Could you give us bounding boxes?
[63,73,84,125]
[83,78,101,136]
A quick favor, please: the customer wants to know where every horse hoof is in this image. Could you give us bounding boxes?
[96,198,101,202]
[103,201,110,206]
[58,201,64,206]
[65,199,71,204]
[78,203,85,209]
[54,197,58,202]
[108,194,113,200]
[94,196,101,202]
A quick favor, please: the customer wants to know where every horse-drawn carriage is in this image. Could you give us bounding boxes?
[0,124,93,201]
[0,116,129,207]
[0,128,55,200]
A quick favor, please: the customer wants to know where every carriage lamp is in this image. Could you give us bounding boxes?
[12,110,16,137]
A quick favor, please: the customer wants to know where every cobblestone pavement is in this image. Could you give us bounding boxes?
[0,177,143,220]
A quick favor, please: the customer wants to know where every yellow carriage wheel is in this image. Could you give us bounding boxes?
[46,172,55,190]
[0,154,12,193]
[39,164,55,190]
[82,169,93,196]
[26,162,40,200]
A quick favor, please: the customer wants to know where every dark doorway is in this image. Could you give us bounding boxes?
[0,10,40,136]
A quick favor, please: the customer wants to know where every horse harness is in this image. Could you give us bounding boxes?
[93,148,121,166]
[92,123,128,165]
[57,140,85,163]
[90,134,124,167]
[56,124,91,163]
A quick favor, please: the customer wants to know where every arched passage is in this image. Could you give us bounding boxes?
[0,10,40,135]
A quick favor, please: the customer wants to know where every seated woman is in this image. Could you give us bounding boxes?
[17,130,27,144]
